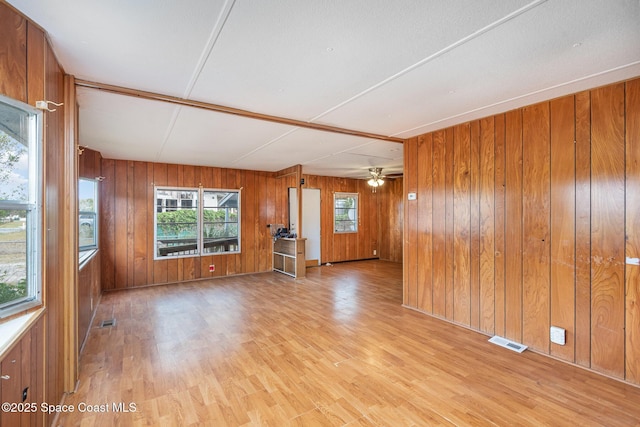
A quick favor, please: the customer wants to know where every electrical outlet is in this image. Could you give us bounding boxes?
[550,326,566,345]
[373,249,377,256]
[209,264,215,272]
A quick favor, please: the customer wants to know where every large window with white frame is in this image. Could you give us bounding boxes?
[0,94,42,318]
[154,187,240,259]
[334,192,358,233]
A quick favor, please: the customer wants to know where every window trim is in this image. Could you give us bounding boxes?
[333,192,359,234]
[153,186,241,260]
[0,94,43,319]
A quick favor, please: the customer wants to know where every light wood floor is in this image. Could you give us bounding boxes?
[60,260,640,426]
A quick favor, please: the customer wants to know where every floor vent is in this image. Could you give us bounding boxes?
[100,319,116,328]
[489,335,527,353]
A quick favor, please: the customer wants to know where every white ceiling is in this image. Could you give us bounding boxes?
[7,0,640,179]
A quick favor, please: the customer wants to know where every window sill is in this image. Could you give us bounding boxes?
[0,308,45,360]
[79,248,98,269]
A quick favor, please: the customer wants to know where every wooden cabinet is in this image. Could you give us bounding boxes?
[272,238,306,278]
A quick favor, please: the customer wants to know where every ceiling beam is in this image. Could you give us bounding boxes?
[74,79,404,144]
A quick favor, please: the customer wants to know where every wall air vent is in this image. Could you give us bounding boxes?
[488,335,527,353]
[100,319,116,328]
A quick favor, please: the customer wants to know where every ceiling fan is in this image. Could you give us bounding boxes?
[367,167,385,188]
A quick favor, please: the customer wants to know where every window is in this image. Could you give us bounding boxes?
[202,190,239,254]
[0,94,42,318]
[334,192,358,233]
[154,187,240,258]
[79,178,98,250]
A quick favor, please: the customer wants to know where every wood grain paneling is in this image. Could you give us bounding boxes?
[44,35,67,423]
[470,120,481,330]
[522,102,551,352]
[377,176,403,263]
[100,160,388,290]
[626,78,640,383]
[0,4,27,102]
[574,90,592,367]
[432,130,447,318]
[494,115,506,337]
[550,95,576,362]
[479,117,496,334]
[404,137,418,307]
[504,109,523,343]
[453,124,471,326]
[403,77,640,386]
[78,148,101,178]
[101,160,282,289]
[302,173,387,266]
[590,83,625,378]
[101,159,116,290]
[26,23,45,107]
[78,254,100,351]
[417,134,433,312]
[444,128,455,319]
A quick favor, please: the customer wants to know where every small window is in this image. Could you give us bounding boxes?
[334,192,358,233]
[0,94,42,318]
[79,178,98,250]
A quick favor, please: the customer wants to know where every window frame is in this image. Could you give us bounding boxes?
[0,94,43,319]
[78,177,99,252]
[333,192,359,234]
[153,186,241,260]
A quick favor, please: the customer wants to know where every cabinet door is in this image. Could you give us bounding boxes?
[1,344,21,427]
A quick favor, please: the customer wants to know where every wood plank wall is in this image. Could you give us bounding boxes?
[302,175,381,264]
[378,177,403,263]
[78,148,102,351]
[100,160,285,289]
[0,2,70,424]
[403,78,640,385]
[100,160,402,289]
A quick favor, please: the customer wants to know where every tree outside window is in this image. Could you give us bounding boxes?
[0,95,42,316]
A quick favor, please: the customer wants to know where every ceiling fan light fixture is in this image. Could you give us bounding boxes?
[367,168,385,187]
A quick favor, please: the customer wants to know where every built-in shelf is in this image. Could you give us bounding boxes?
[272,238,306,278]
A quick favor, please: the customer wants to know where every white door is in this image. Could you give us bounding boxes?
[289,187,321,266]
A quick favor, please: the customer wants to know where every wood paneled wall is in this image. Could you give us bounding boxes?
[99,160,402,290]
[0,2,71,424]
[302,175,381,263]
[403,78,640,385]
[79,147,102,179]
[78,148,102,352]
[100,160,287,290]
[377,177,403,263]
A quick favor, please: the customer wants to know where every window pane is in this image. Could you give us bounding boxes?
[0,114,29,203]
[79,178,98,250]
[202,191,239,254]
[334,193,358,233]
[0,209,27,306]
[155,189,199,257]
[0,94,41,316]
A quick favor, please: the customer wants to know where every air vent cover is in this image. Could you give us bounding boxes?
[488,335,527,353]
[100,319,116,328]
